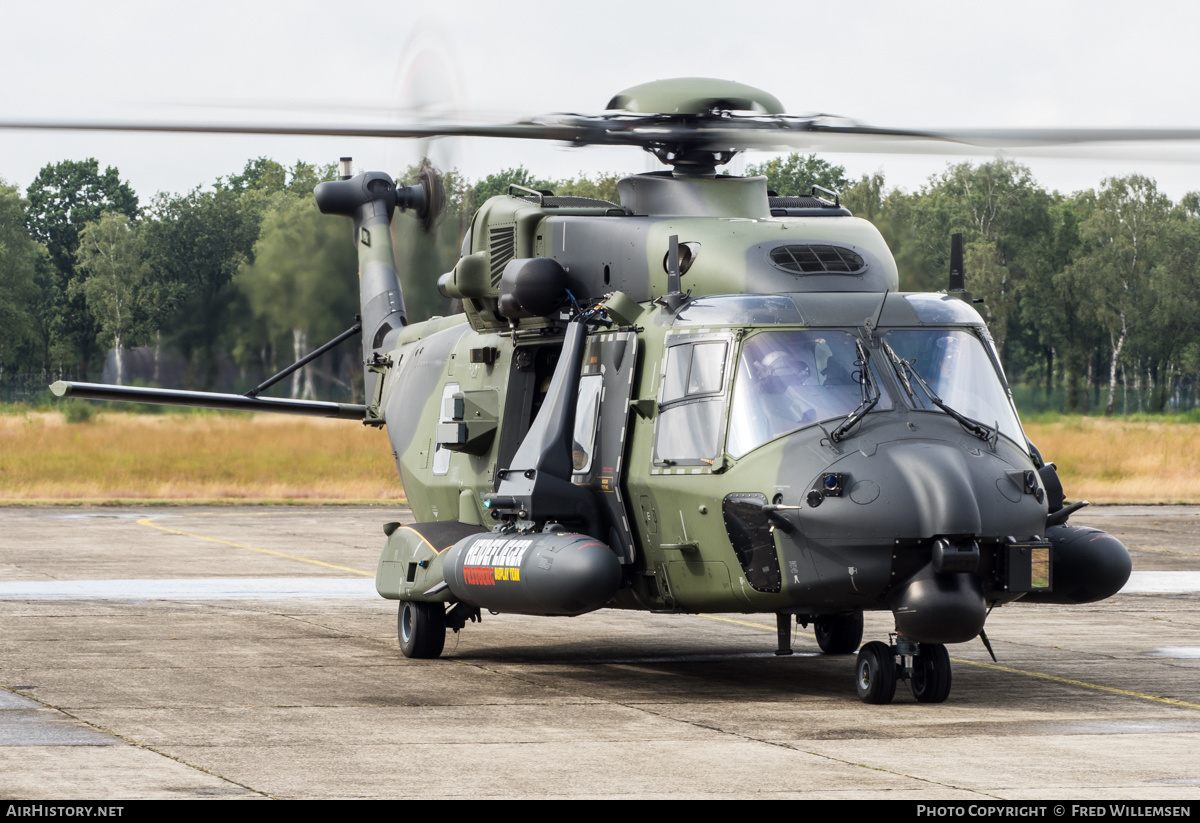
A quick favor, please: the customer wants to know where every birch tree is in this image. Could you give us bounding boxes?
[74,213,148,386]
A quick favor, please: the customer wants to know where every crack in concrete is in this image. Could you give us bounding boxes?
[0,685,273,799]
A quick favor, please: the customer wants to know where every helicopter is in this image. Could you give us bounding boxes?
[29,77,1158,704]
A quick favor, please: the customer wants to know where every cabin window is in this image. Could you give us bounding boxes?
[654,336,731,467]
[432,382,460,476]
[572,374,603,474]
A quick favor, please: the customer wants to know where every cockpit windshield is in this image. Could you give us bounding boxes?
[884,329,1024,447]
[727,330,892,457]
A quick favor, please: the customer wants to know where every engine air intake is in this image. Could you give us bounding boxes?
[769,244,867,276]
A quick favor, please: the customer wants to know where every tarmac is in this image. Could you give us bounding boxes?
[1,505,1198,799]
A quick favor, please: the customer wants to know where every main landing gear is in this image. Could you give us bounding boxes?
[814,611,864,654]
[855,635,952,704]
[397,600,481,659]
[776,610,864,655]
[398,601,445,658]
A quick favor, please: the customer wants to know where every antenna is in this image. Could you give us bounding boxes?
[667,234,682,294]
[949,233,965,293]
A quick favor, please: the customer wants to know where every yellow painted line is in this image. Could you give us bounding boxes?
[952,657,1200,710]
[136,517,373,577]
[699,613,1200,709]
[700,613,816,640]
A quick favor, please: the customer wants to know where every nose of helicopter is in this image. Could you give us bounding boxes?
[874,439,984,537]
[764,431,1048,641]
[793,437,1046,544]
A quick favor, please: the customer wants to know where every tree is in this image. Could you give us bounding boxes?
[285,161,338,196]
[1064,176,1172,414]
[74,213,149,385]
[141,185,270,388]
[219,157,288,195]
[471,167,554,210]
[1137,212,1200,412]
[218,158,336,197]
[234,196,359,399]
[0,181,46,394]
[553,172,623,204]
[897,159,1053,363]
[744,154,848,196]
[1018,194,1092,407]
[24,159,139,379]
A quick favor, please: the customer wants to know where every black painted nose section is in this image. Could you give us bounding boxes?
[882,441,983,537]
[1019,524,1132,604]
[798,439,1044,543]
[888,562,987,644]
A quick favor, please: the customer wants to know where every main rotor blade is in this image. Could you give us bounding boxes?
[6,113,1200,158]
[0,117,586,142]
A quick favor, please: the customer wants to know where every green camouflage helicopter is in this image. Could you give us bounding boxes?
[32,78,1155,704]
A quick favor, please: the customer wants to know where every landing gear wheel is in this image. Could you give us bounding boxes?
[814,610,864,654]
[910,642,952,703]
[398,601,446,659]
[855,641,897,704]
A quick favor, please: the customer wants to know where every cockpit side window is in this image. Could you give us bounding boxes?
[654,336,731,467]
[661,341,727,404]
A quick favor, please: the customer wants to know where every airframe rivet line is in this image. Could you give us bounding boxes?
[136,517,373,577]
[700,613,1200,710]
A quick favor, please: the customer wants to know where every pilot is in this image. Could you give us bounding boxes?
[753,348,818,426]
[756,348,814,393]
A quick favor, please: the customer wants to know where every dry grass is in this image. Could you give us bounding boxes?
[1024,418,1200,504]
[0,412,403,504]
[1,412,1197,505]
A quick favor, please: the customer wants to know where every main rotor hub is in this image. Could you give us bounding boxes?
[605,78,786,175]
[606,78,785,115]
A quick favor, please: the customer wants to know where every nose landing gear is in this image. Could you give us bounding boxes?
[854,635,953,704]
[909,641,952,702]
[856,641,897,703]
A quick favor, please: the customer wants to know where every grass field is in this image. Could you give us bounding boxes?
[0,410,1196,504]
[0,411,402,504]
[1023,417,1200,504]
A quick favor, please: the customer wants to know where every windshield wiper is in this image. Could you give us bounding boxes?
[882,342,996,445]
[831,340,881,443]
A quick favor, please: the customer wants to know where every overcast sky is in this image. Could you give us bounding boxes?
[3,0,1200,201]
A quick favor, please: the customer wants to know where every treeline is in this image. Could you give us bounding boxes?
[1,158,358,401]
[2,154,1199,414]
[0,158,622,404]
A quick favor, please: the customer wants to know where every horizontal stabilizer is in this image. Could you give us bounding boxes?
[50,381,366,420]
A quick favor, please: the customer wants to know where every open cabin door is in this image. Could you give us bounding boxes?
[572,330,639,564]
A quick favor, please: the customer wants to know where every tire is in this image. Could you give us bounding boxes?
[855,641,897,704]
[814,610,864,654]
[398,601,446,659]
[910,642,952,703]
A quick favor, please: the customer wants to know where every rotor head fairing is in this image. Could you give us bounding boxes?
[606,78,785,115]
